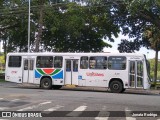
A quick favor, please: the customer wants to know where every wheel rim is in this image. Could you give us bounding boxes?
[44,81,49,87]
[113,84,119,90]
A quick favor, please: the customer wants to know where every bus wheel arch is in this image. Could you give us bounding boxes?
[109,78,124,93]
[40,76,52,89]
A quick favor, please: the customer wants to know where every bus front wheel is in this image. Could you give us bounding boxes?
[110,80,123,93]
[40,78,52,89]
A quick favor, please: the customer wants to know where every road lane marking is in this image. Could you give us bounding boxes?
[44,105,64,111]
[95,117,108,120]
[17,106,37,111]
[95,106,109,120]
[0,98,4,100]
[125,107,136,120]
[11,99,20,102]
[0,107,9,110]
[17,101,52,111]
[66,105,87,117]
[73,105,87,111]
[39,101,52,105]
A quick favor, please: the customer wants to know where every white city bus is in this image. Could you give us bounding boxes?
[5,52,151,93]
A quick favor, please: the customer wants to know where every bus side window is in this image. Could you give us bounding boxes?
[54,56,63,68]
[108,56,126,70]
[73,60,78,72]
[24,60,28,70]
[80,56,88,69]
[36,56,53,68]
[89,56,107,69]
[89,59,96,69]
[29,60,34,70]
[8,56,22,67]
[66,60,71,71]
[137,61,143,76]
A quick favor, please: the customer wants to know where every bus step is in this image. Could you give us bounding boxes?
[65,84,76,88]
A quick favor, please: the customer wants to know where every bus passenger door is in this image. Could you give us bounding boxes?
[129,61,143,88]
[23,59,34,83]
[65,59,78,85]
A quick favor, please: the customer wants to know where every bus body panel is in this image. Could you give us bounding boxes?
[5,67,22,83]
[78,69,107,87]
[5,55,23,83]
[107,70,128,88]
[5,52,151,91]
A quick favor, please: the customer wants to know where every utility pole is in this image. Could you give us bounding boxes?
[28,0,30,53]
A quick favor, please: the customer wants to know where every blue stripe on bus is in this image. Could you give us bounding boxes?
[35,70,41,78]
[52,70,63,79]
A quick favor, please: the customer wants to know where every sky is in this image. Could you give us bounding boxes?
[103,34,160,59]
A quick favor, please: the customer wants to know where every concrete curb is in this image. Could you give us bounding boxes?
[125,89,160,95]
[62,86,160,95]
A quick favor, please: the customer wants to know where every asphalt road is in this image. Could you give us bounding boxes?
[0,82,160,120]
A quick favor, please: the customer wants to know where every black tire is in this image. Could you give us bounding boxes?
[110,80,123,93]
[52,85,62,89]
[40,78,52,89]
[122,88,126,93]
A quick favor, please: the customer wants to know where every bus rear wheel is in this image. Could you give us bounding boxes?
[110,80,123,93]
[40,78,52,89]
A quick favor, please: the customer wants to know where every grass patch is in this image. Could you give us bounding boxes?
[150,82,160,85]
[150,82,160,90]
[0,79,5,82]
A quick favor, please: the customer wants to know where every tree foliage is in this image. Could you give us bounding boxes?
[43,3,119,52]
[149,59,160,80]
[111,0,160,82]
[115,0,160,52]
[0,0,35,53]
[0,0,120,53]
[0,53,5,71]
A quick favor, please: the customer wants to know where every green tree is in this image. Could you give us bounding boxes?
[143,27,160,83]
[41,2,119,52]
[116,0,160,52]
[149,59,160,80]
[110,0,160,83]
[0,1,36,48]
[1,0,120,53]
[0,54,5,72]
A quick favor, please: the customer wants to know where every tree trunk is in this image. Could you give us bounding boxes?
[35,0,44,52]
[3,39,7,64]
[153,43,158,86]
